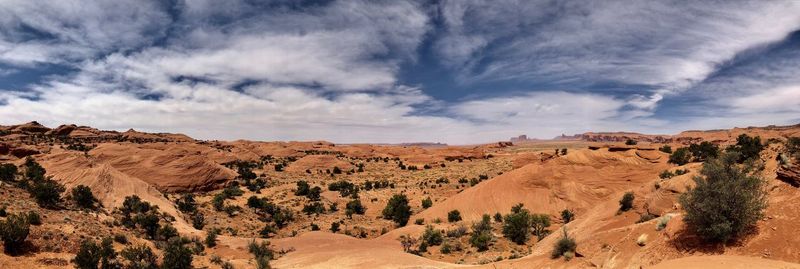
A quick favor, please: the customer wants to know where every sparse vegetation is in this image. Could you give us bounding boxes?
[561,209,575,223]
[669,147,691,165]
[421,197,433,209]
[470,214,493,251]
[71,185,97,209]
[551,228,577,259]
[503,204,532,244]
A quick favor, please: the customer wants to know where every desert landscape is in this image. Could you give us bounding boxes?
[0,121,798,268]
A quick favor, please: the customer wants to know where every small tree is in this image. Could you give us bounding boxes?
[421,197,433,209]
[625,139,637,145]
[30,177,65,208]
[679,152,767,243]
[74,240,101,269]
[294,181,310,196]
[659,145,672,154]
[727,134,764,163]
[176,194,197,213]
[345,199,366,218]
[382,194,412,226]
[191,213,205,230]
[0,212,30,255]
[71,185,96,209]
[561,209,575,223]
[121,244,158,269]
[470,215,493,251]
[689,141,719,162]
[619,192,634,212]
[503,206,531,245]
[162,237,193,269]
[0,163,17,182]
[447,210,462,222]
[669,147,691,165]
[205,230,218,247]
[421,225,443,246]
[531,214,551,240]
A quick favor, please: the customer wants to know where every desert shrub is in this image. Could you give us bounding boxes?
[787,137,800,160]
[260,224,277,238]
[191,213,205,230]
[470,215,493,251]
[222,185,244,198]
[446,225,467,238]
[73,240,101,269]
[421,197,433,209]
[135,212,160,239]
[294,180,310,196]
[493,212,503,222]
[440,241,452,254]
[531,214,551,240]
[330,222,340,233]
[674,169,689,175]
[0,212,30,254]
[447,210,462,222]
[414,218,424,225]
[659,145,672,154]
[0,163,17,182]
[158,223,179,241]
[306,186,322,201]
[26,211,41,225]
[561,148,568,155]
[679,152,767,243]
[421,225,443,246]
[205,230,218,247]
[345,199,366,218]
[73,238,118,269]
[668,147,691,165]
[302,202,326,215]
[237,165,257,181]
[659,170,675,179]
[382,194,412,226]
[551,228,577,259]
[114,234,128,244]
[121,244,158,269]
[503,205,531,244]
[23,157,46,181]
[71,185,97,209]
[619,192,634,212]
[625,139,637,145]
[176,194,196,213]
[689,141,719,162]
[636,212,657,223]
[212,193,226,211]
[29,177,65,208]
[561,209,575,223]
[162,237,193,269]
[310,223,320,231]
[249,240,273,262]
[656,215,672,231]
[726,134,765,163]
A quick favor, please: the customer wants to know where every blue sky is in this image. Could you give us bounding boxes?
[0,0,799,144]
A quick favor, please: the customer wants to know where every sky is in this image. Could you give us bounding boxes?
[0,0,799,144]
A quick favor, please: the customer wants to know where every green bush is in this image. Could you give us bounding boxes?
[659,145,672,154]
[121,244,158,269]
[29,177,65,208]
[689,141,719,162]
[302,202,326,215]
[421,197,433,209]
[248,240,273,269]
[625,139,637,145]
[679,152,767,243]
[71,185,96,209]
[551,228,577,259]
[502,208,530,244]
[23,157,46,181]
[659,170,675,179]
[162,237,193,269]
[345,199,366,218]
[382,194,412,226]
[205,230,218,247]
[421,225,443,246]
[26,211,41,225]
[470,215,493,251]
[531,214,551,240]
[176,194,196,213]
[561,209,575,223]
[191,213,205,230]
[73,240,101,269]
[158,223,179,241]
[727,134,765,163]
[668,147,691,165]
[447,210,462,222]
[0,163,17,182]
[294,180,310,196]
[493,212,503,222]
[0,212,30,254]
[619,192,634,212]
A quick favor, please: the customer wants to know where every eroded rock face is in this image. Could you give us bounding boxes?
[777,165,800,187]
